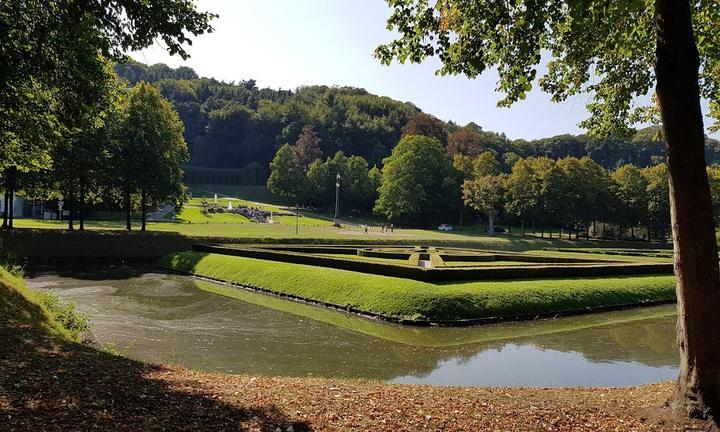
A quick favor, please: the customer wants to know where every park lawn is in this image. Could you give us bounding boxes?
[313,253,412,265]
[11,217,668,252]
[160,251,677,322]
[175,206,252,223]
[442,260,537,267]
[11,217,564,248]
[528,249,673,263]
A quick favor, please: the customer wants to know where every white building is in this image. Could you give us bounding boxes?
[0,194,25,218]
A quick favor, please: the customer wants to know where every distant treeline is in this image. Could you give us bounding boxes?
[115,61,720,177]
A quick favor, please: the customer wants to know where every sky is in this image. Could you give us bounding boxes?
[129,0,710,141]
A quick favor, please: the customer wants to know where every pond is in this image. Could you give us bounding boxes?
[26,266,679,387]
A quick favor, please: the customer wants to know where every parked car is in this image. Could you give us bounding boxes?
[438,224,453,232]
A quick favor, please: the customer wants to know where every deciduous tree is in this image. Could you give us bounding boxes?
[375,135,450,224]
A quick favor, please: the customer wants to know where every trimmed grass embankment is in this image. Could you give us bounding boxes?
[160,251,677,324]
[0,266,75,339]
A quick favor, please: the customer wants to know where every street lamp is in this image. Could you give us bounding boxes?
[58,198,64,221]
[333,173,341,227]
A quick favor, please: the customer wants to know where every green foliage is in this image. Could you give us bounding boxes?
[473,151,501,177]
[612,165,650,228]
[708,166,720,226]
[1,0,213,228]
[267,144,306,203]
[114,65,421,169]
[639,164,669,236]
[112,81,189,228]
[374,0,719,137]
[374,135,451,223]
[32,290,91,339]
[305,152,377,210]
[462,175,506,232]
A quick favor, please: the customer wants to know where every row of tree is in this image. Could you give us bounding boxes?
[268,131,720,240]
[267,126,381,211]
[116,62,720,176]
[1,1,212,231]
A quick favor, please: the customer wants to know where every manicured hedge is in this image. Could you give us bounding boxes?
[193,244,674,281]
[0,229,192,261]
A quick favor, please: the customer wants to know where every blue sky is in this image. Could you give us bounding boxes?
[130,0,709,140]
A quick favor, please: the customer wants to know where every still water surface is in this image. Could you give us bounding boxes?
[26,266,679,387]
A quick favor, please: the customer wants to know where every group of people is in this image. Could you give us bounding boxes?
[361,223,394,234]
[201,200,276,223]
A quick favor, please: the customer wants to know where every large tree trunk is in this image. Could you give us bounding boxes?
[656,0,720,419]
[486,213,494,235]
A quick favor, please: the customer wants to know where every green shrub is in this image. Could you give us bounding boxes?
[33,290,90,338]
[1,262,25,278]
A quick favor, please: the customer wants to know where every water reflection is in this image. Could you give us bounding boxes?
[26,267,679,387]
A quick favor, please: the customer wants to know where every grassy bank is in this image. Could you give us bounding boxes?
[160,251,677,323]
[0,265,83,340]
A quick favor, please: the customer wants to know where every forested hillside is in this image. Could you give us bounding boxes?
[115,61,419,171]
[115,61,720,176]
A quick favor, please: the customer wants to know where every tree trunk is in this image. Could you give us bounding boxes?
[141,188,147,232]
[531,219,535,234]
[79,182,85,231]
[2,187,7,229]
[656,0,720,419]
[67,194,74,230]
[521,220,525,236]
[487,213,494,236]
[540,226,544,238]
[7,186,13,229]
[125,189,132,231]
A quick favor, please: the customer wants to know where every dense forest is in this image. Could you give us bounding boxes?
[115,61,720,179]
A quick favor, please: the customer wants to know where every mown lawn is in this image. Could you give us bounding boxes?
[160,252,677,322]
[14,217,612,250]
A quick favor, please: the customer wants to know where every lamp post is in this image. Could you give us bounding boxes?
[333,173,341,227]
[58,198,64,221]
